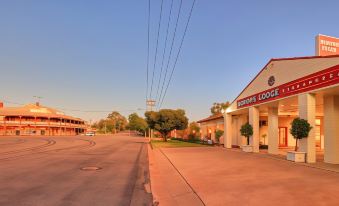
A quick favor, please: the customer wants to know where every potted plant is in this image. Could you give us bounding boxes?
[240,123,253,152]
[287,118,312,162]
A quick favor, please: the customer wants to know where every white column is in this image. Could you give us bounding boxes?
[249,107,260,153]
[268,107,279,154]
[324,95,339,164]
[223,113,232,148]
[298,93,316,163]
[211,126,216,142]
[200,124,204,139]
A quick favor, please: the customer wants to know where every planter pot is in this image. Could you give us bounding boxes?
[287,151,306,162]
[242,145,253,152]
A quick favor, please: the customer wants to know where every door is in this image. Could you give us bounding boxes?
[315,119,322,148]
[279,127,288,147]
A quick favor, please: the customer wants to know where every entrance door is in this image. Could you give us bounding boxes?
[279,127,288,147]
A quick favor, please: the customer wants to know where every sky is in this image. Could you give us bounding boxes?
[1,0,339,123]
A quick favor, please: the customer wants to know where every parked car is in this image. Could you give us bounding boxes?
[85,131,95,136]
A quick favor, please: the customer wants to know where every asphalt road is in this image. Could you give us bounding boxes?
[0,133,152,206]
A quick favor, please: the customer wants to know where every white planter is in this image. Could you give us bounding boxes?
[242,145,253,152]
[287,151,306,162]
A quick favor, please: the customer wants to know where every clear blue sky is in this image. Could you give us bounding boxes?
[1,0,339,122]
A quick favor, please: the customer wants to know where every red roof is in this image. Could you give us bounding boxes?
[0,103,84,122]
[197,113,223,123]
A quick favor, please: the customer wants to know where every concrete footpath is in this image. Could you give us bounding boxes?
[148,144,204,206]
[159,147,339,206]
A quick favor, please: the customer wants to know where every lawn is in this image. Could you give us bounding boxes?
[151,139,210,148]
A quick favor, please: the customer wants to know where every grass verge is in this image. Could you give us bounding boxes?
[151,139,210,148]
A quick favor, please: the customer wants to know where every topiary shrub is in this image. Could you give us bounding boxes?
[215,130,224,143]
[290,118,312,151]
[240,123,253,145]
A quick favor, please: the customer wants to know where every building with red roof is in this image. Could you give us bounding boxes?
[0,102,86,136]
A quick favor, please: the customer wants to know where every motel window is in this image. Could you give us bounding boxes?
[259,120,267,127]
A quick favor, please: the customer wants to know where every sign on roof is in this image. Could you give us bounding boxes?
[30,108,51,114]
[316,34,339,56]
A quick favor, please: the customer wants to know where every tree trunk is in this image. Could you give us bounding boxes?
[295,138,298,151]
[247,136,250,145]
[162,132,168,142]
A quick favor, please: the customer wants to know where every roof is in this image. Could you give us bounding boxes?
[229,54,339,109]
[197,113,223,123]
[0,103,84,121]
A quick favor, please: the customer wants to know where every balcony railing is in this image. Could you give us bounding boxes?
[0,120,86,128]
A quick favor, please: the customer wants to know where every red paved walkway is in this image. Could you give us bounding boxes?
[161,147,339,206]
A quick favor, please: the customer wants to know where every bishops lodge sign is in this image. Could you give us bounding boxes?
[237,64,339,108]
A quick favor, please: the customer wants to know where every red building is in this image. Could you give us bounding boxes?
[0,102,86,136]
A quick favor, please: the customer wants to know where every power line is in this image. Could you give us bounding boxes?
[159,0,196,109]
[155,0,174,103]
[146,0,151,104]
[149,0,164,100]
[1,100,24,106]
[157,0,183,109]
[56,108,145,113]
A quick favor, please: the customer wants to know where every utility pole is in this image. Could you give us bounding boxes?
[146,99,156,142]
[33,96,43,106]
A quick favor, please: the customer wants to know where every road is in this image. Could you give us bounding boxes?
[0,133,152,206]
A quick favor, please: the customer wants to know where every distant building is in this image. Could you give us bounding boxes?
[0,102,86,136]
[197,114,224,142]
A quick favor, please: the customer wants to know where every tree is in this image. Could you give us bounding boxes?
[145,109,188,141]
[189,122,200,133]
[128,113,148,135]
[290,118,312,151]
[93,119,115,134]
[107,111,128,132]
[188,122,200,140]
[210,102,230,115]
[215,130,224,143]
[240,123,253,145]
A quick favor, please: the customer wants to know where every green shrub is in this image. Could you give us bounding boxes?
[290,118,312,151]
[240,123,253,145]
[215,130,224,143]
[259,145,268,149]
[188,133,196,140]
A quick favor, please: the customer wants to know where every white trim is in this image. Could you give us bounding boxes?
[317,34,339,40]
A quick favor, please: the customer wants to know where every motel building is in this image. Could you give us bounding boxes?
[0,102,86,136]
[198,35,339,164]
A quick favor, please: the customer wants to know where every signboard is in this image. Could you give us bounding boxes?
[237,64,339,108]
[316,34,339,56]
